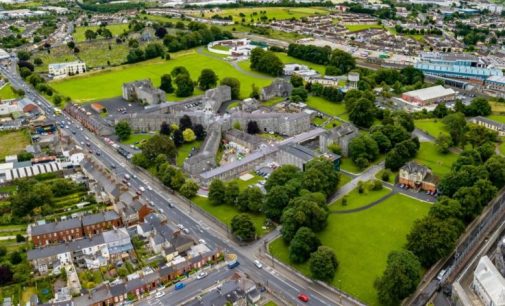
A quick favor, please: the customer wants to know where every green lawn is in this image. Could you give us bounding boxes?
[330,186,391,211]
[120,133,153,145]
[269,193,430,305]
[274,52,326,75]
[200,7,329,22]
[176,141,202,166]
[490,101,505,114]
[192,196,269,236]
[487,114,505,124]
[73,24,130,42]
[0,83,18,100]
[325,119,342,129]
[344,24,384,32]
[262,97,285,107]
[414,118,447,138]
[50,49,272,103]
[0,130,31,161]
[338,174,353,187]
[339,158,362,174]
[500,140,505,155]
[306,96,347,117]
[415,142,458,177]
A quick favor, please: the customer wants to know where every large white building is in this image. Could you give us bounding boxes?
[48,61,86,78]
[401,85,456,106]
[473,256,505,306]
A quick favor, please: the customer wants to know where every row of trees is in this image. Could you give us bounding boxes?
[376,133,505,305]
[126,42,165,64]
[287,43,356,75]
[162,22,233,53]
[250,48,284,76]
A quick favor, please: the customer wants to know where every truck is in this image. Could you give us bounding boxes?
[226,253,239,269]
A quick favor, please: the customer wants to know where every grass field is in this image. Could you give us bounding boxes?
[50,49,272,103]
[0,130,31,161]
[119,133,153,145]
[415,118,447,138]
[192,196,269,236]
[200,7,329,22]
[274,52,326,74]
[176,141,202,166]
[344,24,384,32]
[73,24,130,42]
[490,101,505,114]
[306,96,347,117]
[487,114,505,124]
[0,83,18,100]
[330,186,391,211]
[34,39,147,72]
[339,157,362,174]
[415,142,458,177]
[338,174,353,188]
[269,193,430,305]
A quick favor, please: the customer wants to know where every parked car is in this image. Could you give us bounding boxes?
[175,282,185,290]
[154,291,165,298]
[254,260,263,269]
[196,272,207,279]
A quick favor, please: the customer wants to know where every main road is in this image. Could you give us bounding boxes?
[0,64,356,306]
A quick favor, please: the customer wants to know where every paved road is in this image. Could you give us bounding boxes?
[0,64,359,306]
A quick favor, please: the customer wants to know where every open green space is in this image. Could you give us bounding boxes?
[192,196,268,236]
[487,114,505,124]
[415,142,458,177]
[73,24,130,42]
[339,158,362,174]
[34,39,151,72]
[120,133,153,145]
[331,186,391,211]
[500,140,505,155]
[200,7,329,22]
[344,24,384,32]
[325,119,342,129]
[261,97,285,107]
[274,52,326,75]
[0,83,18,100]
[414,118,447,138]
[176,140,203,166]
[269,193,430,305]
[211,45,231,51]
[0,130,31,161]
[338,174,353,187]
[490,101,505,114]
[306,96,347,117]
[50,49,272,103]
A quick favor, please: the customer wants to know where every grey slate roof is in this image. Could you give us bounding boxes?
[31,218,82,236]
[82,211,120,226]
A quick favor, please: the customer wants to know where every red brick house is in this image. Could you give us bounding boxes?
[82,211,122,237]
[30,218,83,247]
[399,161,438,192]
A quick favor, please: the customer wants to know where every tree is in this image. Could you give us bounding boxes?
[0,266,13,285]
[85,29,97,40]
[52,95,62,106]
[247,121,260,134]
[16,50,31,61]
[265,164,303,192]
[141,134,177,164]
[249,48,284,76]
[290,87,308,102]
[160,121,171,136]
[175,74,194,97]
[374,250,421,306]
[231,214,256,241]
[208,179,226,205]
[349,134,380,166]
[179,115,192,131]
[198,69,218,90]
[443,112,467,146]
[193,124,206,140]
[179,180,199,198]
[309,246,338,281]
[9,251,21,265]
[220,77,240,100]
[225,181,240,206]
[263,185,290,221]
[466,125,497,148]
[160,74,174,93]
[435,133,452,154]
[250,84,260,99]
[173,129,184,147]
[171,66,189,78]
[406,216,461,267]
[465,97,491,116]
[155,27,167,38]
[433,103,448,118]
[371,131,392,153]
[33,57,43,66]
[115,121,132,141]
[289,227,321,263]
[290,75,304,87]
[328,49,355,74]
[182,128,196,142]
[349,98,375,128]
[302,157,339,197]
[485,155,505,188]
[245,186,264,213]
[67,41,75,49]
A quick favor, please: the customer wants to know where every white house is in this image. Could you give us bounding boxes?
[48,61,86,78]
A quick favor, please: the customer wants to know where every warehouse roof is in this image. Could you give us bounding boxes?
[403,85,455,101]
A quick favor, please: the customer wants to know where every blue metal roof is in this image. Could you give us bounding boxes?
[414,63,503,80]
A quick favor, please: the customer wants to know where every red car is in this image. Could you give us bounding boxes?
[298,293,309,302]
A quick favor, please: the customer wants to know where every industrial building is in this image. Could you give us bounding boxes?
[48,61,86,78]
[401,85,456,106]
